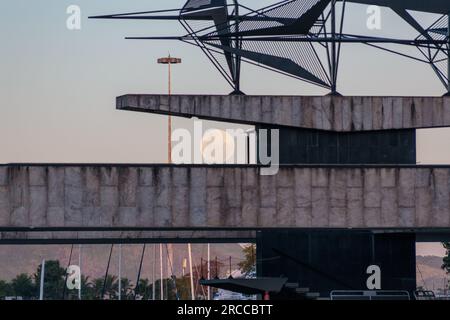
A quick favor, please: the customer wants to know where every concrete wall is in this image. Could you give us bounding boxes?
[1,165,449,232]
[117,95,450,132]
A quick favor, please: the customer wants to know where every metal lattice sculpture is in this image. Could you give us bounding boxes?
[90,0,450,95]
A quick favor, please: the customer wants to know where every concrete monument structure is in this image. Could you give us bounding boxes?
[2,94,450,298]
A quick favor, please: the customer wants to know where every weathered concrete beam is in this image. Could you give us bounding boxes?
[117,95,450,132]
[1,165,450,232]
[0,230,256,243]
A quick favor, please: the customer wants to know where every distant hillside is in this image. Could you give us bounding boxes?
[417,255,448,290]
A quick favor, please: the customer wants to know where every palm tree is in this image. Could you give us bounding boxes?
[103,275,118,300]
[135,279,151,300]
[115,278,133,300]
[91,278,105,300]
[80,275,94,300]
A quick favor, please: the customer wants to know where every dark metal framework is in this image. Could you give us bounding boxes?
[91,0,450,95]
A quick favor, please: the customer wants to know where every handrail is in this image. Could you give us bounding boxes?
[330,290,411,301]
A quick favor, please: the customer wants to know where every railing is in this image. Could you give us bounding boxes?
[330,290,411,301]
[414,290,436,300]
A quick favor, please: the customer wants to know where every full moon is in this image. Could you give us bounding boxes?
[201,129,236,164]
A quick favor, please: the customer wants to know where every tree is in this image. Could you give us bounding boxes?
[442,242,450,273]
[135,278,152,300]
[34,260,66,300]
[11,274,35,298]
[0,280,13,298]
[441,242,450,292]
[78,276,115,300]
[238,244,256,275]
[91,278,105,300]
[116,278,133,300]
[442,242,450,289]
[152,278,179,300]
[64,274,93,300]
[101,275,118,300]
[175,277,194,300]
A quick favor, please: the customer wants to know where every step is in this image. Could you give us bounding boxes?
[285,283,299,289]
[305,292,321,299]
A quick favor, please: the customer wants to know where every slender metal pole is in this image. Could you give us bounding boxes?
[233,0,241,93]
[160,244,164,300]
[39,259,45,300]
[168,118,172,163]
[331,0,337,94]
[215,256,219,279]
[102,244,114,299]
[166,244,174,299]
[168,58,172,164]
[78,245,82,300]
[152,244,156,300]
[207,244,211,300]
[168,55,172,96]
[62,245,74,300]
[135,245,146,300]
[165,244,169,299]
[447,14,450,94]
[201,258,204,279]
[188,244,195,300]
[118,244,122,300]
[158,55,181,162]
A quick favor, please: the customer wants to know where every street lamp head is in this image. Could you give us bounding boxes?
[157,57,182,64]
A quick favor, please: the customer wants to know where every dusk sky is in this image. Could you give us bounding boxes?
[1,0,450,164]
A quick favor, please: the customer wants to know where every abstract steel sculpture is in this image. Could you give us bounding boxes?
[90,0,450,95]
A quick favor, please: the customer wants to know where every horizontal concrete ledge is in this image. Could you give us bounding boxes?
[0,230,256,244]
[2,229,450,244]
[4,163,450,169]
[1,165,450,230]
[117,94,450,132]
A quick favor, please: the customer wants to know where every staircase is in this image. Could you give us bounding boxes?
[283,283,324,300]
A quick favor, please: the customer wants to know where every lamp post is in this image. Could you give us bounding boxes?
[158,55,182,163]
[158,56,186,302]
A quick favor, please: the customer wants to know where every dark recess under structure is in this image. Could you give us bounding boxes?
[257,230,416,299]
[257,125,417,165]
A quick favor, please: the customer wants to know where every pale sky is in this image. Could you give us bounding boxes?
[417,243,446,257]
[0,0,449,164]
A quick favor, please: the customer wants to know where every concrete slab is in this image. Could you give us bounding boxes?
[117,95,450,131]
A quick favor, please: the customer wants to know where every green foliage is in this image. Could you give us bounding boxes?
[34,260,66,300]
[135,278,152,300]
[102,275,118,300]
[90,277,105,300]
[11,274,35,298]
[0,259,191,300]
[442,242,450,275]
[175,277,193,300]
[0,280,13,297]
[115,278,134,300]
[238,244,256,275]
